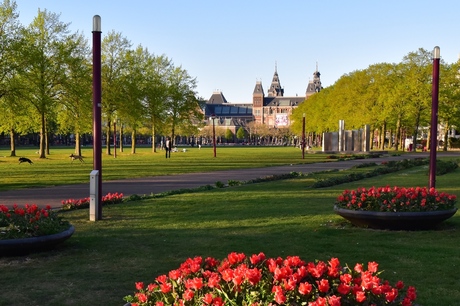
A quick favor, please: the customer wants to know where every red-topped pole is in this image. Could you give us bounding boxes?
[113,119,117,158]
[211,114,216,157]
[302,113,306,159]
[429,46,440,189]
[92,15,102,219]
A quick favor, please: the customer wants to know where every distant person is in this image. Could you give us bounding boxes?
[165,137,172,158]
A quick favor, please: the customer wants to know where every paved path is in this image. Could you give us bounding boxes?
[1,152,458,209]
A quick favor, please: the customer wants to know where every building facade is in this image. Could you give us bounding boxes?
[203,65,322,133]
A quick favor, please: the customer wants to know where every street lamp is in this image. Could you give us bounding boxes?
[91,15,102,221]
[429,46,440,189]
[211,114,216,157]
[113,118,117,158]
[302,113,306,159]
[119,121,123,153]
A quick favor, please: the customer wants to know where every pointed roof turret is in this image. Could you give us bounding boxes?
[253,80,264,96]
[267,62,284,97]
[207,91,228,104]
[306,62,322,97]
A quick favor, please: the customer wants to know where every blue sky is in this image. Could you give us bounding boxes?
[15,0,460,103]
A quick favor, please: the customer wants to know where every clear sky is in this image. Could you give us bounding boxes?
[14,0,460,103]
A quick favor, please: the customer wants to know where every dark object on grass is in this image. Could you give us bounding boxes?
[18,157,33,164]
[69,154,84,163]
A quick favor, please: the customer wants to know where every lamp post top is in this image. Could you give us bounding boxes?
[93,15,101,32]
[433,46,440,59]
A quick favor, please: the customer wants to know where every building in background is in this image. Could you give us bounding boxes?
[203,64,322,135]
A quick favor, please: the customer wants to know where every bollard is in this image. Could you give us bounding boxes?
[89,170,99,221]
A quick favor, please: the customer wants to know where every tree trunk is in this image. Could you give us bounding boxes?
[131,129,136,154]
[395,115,401,151]
[119,125,123,153]
[9,128,16,157]
[370,125,375,150]
[171,125,175,146]
[380,121,387,150]
[426,129,431,151]
[39,113,46,158]
[45,130,50,156]
[106,120,111,155]
[443,120,449,151]
[75,132,82,156]
[411,110,421,152]
[387,128,392,149]
[401,128,407,151]
[151,120,156,153]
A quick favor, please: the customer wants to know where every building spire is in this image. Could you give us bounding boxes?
[306,63,322,98]
[268,62,283,97]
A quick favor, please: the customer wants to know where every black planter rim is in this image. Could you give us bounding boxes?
[0,225,75,254]
[334,206,457,230]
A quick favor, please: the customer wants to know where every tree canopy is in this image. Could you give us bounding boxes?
[292,48,460,151]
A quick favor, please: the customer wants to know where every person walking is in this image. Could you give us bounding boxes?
[165,137,172,158]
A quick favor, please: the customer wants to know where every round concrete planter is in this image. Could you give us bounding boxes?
[334,206,457,230]
[0,225,75,255]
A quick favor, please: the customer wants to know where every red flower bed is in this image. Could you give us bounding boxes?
[0,204,70,239]
[336,186,457,212]
[124,252,417,305]
[61,192,124,210]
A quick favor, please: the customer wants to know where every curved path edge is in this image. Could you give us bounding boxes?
[1,152,457,209]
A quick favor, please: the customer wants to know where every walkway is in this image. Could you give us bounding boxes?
[1,152,457,209]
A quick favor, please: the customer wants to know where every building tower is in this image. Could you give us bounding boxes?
[267,62,284,97]
[252,80,265,124]
[306,62,322,98]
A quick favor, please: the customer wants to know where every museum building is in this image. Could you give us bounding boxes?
[203,65,322,134]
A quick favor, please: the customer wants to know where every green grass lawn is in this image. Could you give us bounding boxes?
[0,145,377,191]
[1,157,459,306]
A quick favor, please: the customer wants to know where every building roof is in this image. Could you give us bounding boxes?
[263,96,305,107]
[205,104,253,117]
[253,81,264,96]
[208,91,228,104]
[267,64,284,97]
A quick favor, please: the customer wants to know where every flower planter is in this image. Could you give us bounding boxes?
[0,225,75,256]
[334,206,457,230]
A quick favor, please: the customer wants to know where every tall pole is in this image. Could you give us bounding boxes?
[92,15,102,220]
[302,113,306,159]
[113,119,117,158]
[429,46,440,189]
[119,123,123,153]
[212,114,216,157]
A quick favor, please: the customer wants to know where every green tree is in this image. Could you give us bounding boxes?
[101,31,131,155]
[236,127,246,142]
[56,32,92,156]
[119,45,148,154]
[400,48,432,151]
[20,9,77,158]
[385,63,413,151]
[225,128,234,143]
[142,53,172,153]
[439,60,460,151]
[0,0,28,156]
[164,66,202,144]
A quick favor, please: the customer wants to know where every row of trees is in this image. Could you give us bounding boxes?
[291,48,460,151]
[0,0,202,158]
[198,124,294,145]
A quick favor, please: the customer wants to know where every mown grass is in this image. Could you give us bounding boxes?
[0,146,346,191]
[1,161,459,306]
